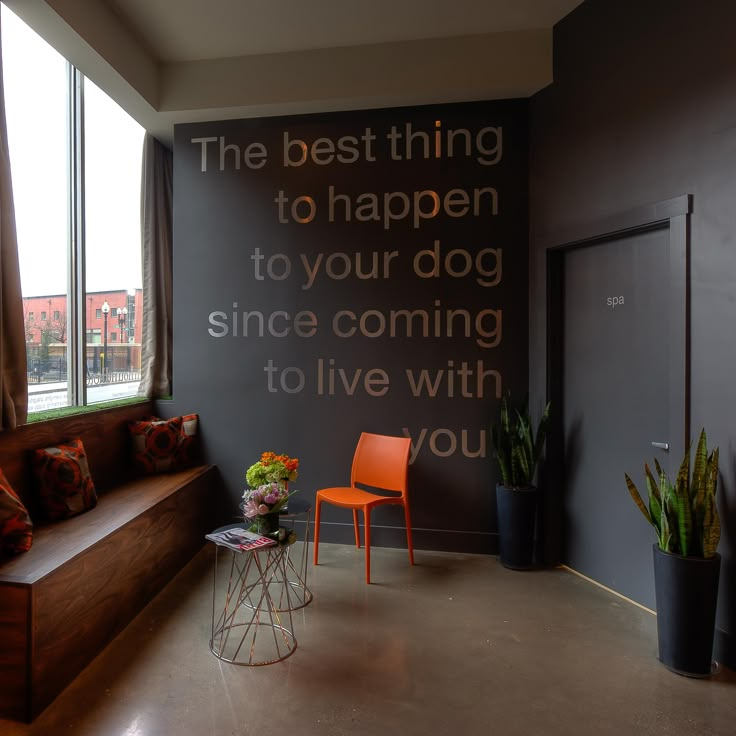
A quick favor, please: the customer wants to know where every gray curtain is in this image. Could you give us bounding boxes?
[138,133,173,398]
[0,18,28,429]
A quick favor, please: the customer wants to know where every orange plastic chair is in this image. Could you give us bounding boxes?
[313,432,413,584]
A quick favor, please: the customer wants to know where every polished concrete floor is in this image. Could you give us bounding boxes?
[2,542,734,735]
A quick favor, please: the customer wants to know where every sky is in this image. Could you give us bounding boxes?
[1,5,144,297]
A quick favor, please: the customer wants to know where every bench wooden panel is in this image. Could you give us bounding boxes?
[0,403,221,722]
[30,466,216,719]
[0,585,29,721]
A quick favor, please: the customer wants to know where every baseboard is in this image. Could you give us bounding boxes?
[562,566,734,672]
[561,565,657,614]
[308,520,498,555]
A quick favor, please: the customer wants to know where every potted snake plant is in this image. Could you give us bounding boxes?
[625,428,721,676]
[491,393,550,569]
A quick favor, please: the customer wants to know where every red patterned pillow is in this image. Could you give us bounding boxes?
[176,413,199,468]
[129,415,184,475]
[33,438,97,520]
[0,469,33,555]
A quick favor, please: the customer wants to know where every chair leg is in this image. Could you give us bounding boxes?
[353,509,361,548]
[403,502,414,565]
[364,508,371,584]
[313,497,322,565]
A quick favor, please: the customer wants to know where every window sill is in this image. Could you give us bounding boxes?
[26,397,149,424]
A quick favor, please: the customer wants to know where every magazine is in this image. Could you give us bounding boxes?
[205,527,276,551]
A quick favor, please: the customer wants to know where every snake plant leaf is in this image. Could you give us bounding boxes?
[702,491,721,558]
[674,454,692,556]
[496,454,511,487]
[691,430,708,504]
[625,473,653,526]
[660,488,673,552]
[510,446,521,486]
[512,445,530,486]
[492,392,550,489]
[626,430,720,558]
[516,411,534,465]
[691,433,708,542]
[663,482,680,548]
[702,446,720,557]
[644,463,662,533]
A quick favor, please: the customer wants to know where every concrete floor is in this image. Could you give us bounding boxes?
[2,543,734,736]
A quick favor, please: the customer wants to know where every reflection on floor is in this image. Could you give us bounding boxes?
[2,543,734,736]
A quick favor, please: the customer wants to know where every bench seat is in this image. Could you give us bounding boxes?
[0,403,221,722]
[0,465,214,585]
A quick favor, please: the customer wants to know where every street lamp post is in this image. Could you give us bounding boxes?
[118,306,128,370]
[101,300,110,381]
[127,288,136,344]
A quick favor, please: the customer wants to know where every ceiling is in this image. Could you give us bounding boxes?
[104,0,582,61]
[5,0,584,144]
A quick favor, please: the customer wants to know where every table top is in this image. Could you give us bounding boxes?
[278,496,312,518]
[210,519,301,549]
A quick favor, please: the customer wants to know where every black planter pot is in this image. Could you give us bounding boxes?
[652,544,721,677]
[495,484,538,569]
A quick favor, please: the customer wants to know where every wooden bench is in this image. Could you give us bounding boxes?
[0,401,220,722]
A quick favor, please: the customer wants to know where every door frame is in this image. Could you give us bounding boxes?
[543,194,692,561]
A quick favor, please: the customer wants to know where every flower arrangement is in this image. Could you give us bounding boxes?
[242,452,299,535]
[245,451,299,489]
[242,482,294,519]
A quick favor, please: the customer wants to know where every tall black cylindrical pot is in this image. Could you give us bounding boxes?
[652,544,721,677]
[495,485,538,569]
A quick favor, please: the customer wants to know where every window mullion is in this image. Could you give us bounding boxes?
[67,64,86,406]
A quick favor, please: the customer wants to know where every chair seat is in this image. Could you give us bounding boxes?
[316,486,399,508]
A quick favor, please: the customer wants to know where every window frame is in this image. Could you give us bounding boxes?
[2,7,144,415]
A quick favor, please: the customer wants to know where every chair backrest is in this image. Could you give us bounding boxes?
[350,432,411,496]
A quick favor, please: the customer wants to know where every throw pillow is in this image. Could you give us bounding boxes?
[129,415,184,475]
[176,413,200,468]
[33,438,97,520]
[0,469,33,555]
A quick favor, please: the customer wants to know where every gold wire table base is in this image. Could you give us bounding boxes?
[209,543,297,666]
[277,506,313,611]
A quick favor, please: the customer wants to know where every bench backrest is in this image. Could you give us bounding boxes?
[0,401,155,520]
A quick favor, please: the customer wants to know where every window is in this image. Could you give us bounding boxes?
[3,5,144,414]
[111,333,118,342]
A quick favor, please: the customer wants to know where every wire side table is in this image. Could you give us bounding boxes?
[209,532,297,666]
[277,497,313,610]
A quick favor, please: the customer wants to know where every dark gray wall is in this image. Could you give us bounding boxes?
[530,0,735,666]
[169,101,529,553]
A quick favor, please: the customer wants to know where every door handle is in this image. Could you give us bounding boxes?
[651,442,669,451]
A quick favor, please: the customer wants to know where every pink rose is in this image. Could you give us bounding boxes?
[243,500,260,518]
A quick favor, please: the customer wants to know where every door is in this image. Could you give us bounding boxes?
[562,227,672,607]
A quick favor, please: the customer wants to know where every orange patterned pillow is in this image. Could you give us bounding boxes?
[33,438,97,520]
[129,415,185,475]
[0,468,33,555]
[176,413,199,468]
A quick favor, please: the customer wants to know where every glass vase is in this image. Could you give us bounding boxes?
[255,512,280,538]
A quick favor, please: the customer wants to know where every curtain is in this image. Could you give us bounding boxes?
[0,17,28,429]
[137,133,173,398]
